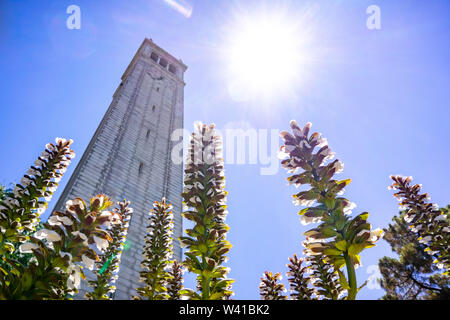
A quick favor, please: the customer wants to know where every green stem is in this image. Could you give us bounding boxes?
[201,268,210,299]
[344,253,357,300]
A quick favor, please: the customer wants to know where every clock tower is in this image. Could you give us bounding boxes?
[53,38,187,299]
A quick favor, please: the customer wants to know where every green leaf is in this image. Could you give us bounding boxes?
[338,179,352,187]
[324,198,335,210]
[209,292,223,300]
[337,269,350,290]
[358,212,369,221]
[321,226,338,238]
[298,208,309,216]
[348,243,365,257]
[20,272,33,291]
[0,266,8,276]
[334,240,347,251]
[331,256,346,269]
[324,248,342,256]
[10,268,21,277]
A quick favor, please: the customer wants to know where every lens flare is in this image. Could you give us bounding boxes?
[223,7,314,102]
[163,0,193,18]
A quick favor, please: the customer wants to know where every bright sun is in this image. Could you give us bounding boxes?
[225,12,307,102]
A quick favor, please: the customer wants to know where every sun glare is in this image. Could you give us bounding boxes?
[225,12,307,102]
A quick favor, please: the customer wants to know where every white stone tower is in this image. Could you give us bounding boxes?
[53,38,187,299]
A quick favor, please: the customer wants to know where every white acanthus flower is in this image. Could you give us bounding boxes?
[189,196,197,204]
[82,255,96,270]
[26,168,38,176]
[302,242,323,256]
[48,215,73,226]
[277,148,290,160]
[66,199,85,211]
[59,216,73,226]
[59,251,72,261]
[55,137,67,145]
[34,159,45,167]
[99,211,112,219]
[66,264,81,290]
[343,202,357,215]
[318,147,335,161]
[419,235,432,245]
[21,176,33,186]
[197,182,204,190]
[300,215,322,226]
[13,186,22,197]
[34,229,61,242]
[368,229,383,242]
[40,151,50,160]
[333,160,344,174]
[317,137,328,148]
[72,231,89,245]
[299,140,311,149]
[110,274,119,283]
[424,248,439,256]
[45,143,55,151]
[93,235,109,251]
[19,242,40,253]
[357,229,370,238]
[434,215,447,222]
[285,144,297,153]
[47,216,61,226]
[293,198,316,207]
[410,225,423,233]
[46,186,57,193]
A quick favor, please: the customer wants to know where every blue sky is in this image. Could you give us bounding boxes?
[1,0,449,299]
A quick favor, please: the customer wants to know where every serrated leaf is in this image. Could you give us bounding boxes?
[348,243,365,257]
[209,292,223,300]
[298,208,309,216]
[337,269,350,290]
[335,240,347,251]
[324,248,342,256]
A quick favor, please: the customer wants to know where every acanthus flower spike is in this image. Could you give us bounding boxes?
[389,175,449,270]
